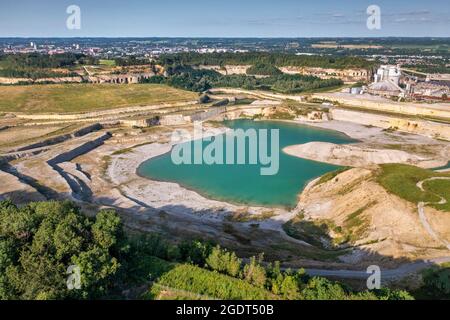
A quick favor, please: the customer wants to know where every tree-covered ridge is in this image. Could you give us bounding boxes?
[0,53,95,79]
[158,52,376,70]
[146,66,343,93]
[247,63,282,76]
[0,53,96,69]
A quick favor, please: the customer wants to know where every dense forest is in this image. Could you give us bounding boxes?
[246,63,283,76]
[0,53,94,79]
[145,65,343,93]
[2,200,444,300]
[114,56,151,66]
[403,61,450,75]
[157,52,376,70]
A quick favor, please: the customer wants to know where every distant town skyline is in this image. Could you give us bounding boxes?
[1,0,449,38]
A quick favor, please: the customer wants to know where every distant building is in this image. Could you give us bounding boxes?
[374,65,401,85]
[350,87,362,95]
[411,81,450,100]
[368,65,404,97]
[367,80,403,98]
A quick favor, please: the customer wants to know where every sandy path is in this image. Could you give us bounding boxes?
[416,177,450,250]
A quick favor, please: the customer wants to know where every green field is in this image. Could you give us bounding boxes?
[376,164,450,212]
[423,179,450,211]
[0,83,198,114]
[99,59,116,66]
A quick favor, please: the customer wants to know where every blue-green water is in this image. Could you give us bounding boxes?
[137,120,357,208]
[433,161,450,171]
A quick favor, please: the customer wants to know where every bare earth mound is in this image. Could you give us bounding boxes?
[283,142,441,168]
[297,167,449,266]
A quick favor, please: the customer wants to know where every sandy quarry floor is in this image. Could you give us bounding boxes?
[1,109,449,272]
[284,119,450,168]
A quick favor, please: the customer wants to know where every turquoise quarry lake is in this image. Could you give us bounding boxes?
[137,120,357,208]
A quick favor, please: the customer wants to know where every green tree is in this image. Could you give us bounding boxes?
[280,275,300,300]
[206,245,242,277]
[242,254,267,288]
[179,240,213,266]
[0,200,128,300]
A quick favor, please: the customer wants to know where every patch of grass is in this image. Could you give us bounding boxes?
[345,201,376,226]
[100,155,112,180]
[268,111,295,120]
[99,59,116,67]
[283,101,329,117]
[340,201,377,243]
[112,147,134,155]
[315,167,351,186]
[149,284,215,300]
[422,179,450,211]
[226,209,276,222]
[0,83,197,114]
[234,98,256,105]
[376,164,450,211]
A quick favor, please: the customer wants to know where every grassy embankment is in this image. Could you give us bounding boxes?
[98,59,117,66]
[376,164,450,212]
[283,164,450,247]
[0,83,197,114]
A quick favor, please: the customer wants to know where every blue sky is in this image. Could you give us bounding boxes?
[0,0,449,37]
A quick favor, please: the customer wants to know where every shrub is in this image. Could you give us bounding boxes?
[206,246,242,277]
[241,254,267,288]
[153,264,276,300]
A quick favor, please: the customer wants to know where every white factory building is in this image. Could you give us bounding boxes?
[374,65,402,85]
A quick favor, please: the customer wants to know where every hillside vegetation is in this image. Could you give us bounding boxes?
[158,52,375,69]
[0,200,417,300]
[0,53,96,79]
[246,63,282,76]
[0,84,197,113]
[147,65,342,93]
[376,164,450,212]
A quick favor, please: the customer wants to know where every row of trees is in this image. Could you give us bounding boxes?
[157,52,375,70]
[143,65,343,93]
[114,56,151,66]
[246,63,283,76]
[0,53,95,79]
[176,244,413,300]
[0,53,96,69]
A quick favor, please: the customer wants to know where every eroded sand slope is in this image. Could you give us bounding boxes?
[298,167,449,265]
